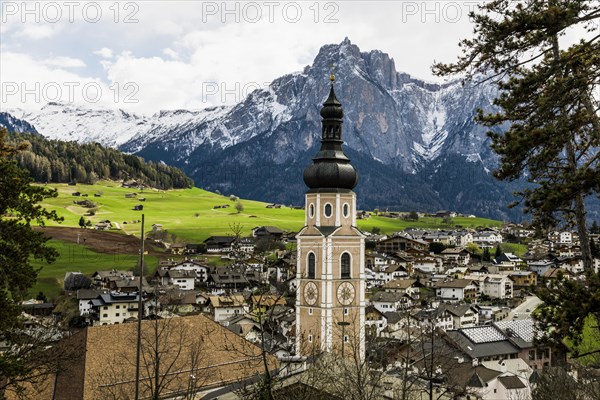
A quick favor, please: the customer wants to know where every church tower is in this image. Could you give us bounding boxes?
[296,72,365,360]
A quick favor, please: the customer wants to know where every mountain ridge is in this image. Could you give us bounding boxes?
[0,39,555,221]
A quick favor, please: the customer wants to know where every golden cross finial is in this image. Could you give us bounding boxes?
[329,63,335,82]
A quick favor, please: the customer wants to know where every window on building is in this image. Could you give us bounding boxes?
[341,253,351,279]
[309,308,313,315]
[309,204,314,218]
[308,334,313,343]
[344,335,349,343]
[103,314,108,318]
[116,313,119,317]
[308,253,316,279]
[343,203,349,218]
[116,305,120,309]
[344,308,349,316]
[103,306,108,310]
[324,203,332,218]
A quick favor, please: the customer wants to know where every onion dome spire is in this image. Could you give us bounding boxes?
[303,66,358,191]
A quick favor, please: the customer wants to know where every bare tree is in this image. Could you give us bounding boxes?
[92,317,212,400]
[0,325,81,399]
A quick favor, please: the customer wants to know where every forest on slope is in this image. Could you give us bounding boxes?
[7,131,194,189]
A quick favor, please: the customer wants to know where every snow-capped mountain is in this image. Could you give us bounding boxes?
[2,39,526,220]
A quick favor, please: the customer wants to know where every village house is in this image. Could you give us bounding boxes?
[368,264,410,287]
[77,288,108,316]
[170,259,210,282]
[365,305,388,337]
[406,248,443,273]
[440,247,471,266]
[473,231,503,249]
[158,289,206,314]
[422,231,456,246]
[371,291,413,312]
[557,256,585,275]
[465,274,513,299]
[153,269,196,290]
[203,236,236,253]
[527,258,556,276]
[492,253,524,269]
[208,294,248,322]
[381,278,421,299]
[206,267,252,293]
[375,236,429,254]
[88,292,142,325]
[434,279,479,302]
[437,303,480,330]
[252,226,284,240]
[509,270,538,288]
[249,293,287,318]
[365,252,392,269]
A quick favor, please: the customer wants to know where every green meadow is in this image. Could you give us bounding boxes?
[32,239,159,300]
[39,181,501,242]
[30,181,501,299]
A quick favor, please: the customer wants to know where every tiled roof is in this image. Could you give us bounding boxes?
[371,291,407,303]
[498,375,527,389]
[434,279,477,289]
[49,314,278,399]
[495,319,536,344]
[382,279,416,290]
[462,326,506,343]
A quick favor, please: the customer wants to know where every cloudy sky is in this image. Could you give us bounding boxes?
[0,1,527,113]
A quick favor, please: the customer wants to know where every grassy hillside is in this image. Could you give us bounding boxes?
[39,181,502,243]
[30,181,501,299]
[32,239,159,300]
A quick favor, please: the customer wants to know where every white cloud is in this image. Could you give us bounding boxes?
[42,56,86,68]
[1,52,119,110]
[162,48,179,60]
[0,1,490,113]
[93,48,114,59]
[14,24,60,40]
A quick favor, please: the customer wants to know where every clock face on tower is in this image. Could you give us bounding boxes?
[304,282,318,305]
[337,282,355,305]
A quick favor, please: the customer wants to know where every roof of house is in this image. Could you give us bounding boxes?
[92,270,133,280]
[371,291,408,303]
[250,294,286,308]
[204,236,236,245]
[438,303,477,317]
[254,226,284,234]
[44,314,278,400]
[441,247,469,255]
[209,294,247,308]
[445,328,520,359]
[381,278,417,290]
[433,279,477,289]
[77,288,106,300]
[383,311,403,324]
[498,375,527,389]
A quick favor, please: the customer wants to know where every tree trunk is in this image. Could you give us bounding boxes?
[551,27,593,272]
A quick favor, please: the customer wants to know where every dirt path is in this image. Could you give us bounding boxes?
[35,226,164,255]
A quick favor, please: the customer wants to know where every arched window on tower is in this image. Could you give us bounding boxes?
[341,253,351,279]
[308,253,316,279]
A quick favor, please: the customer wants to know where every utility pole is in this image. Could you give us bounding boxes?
[135,214,145,400]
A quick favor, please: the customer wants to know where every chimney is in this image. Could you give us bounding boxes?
[499,360,507,373]
[472,358,479,367]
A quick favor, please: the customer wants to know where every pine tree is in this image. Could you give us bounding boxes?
[433,0,600,272]
[494,245,502,259]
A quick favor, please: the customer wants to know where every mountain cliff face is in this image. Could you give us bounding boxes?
[0,112,38,134]
[3,39,530,220]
